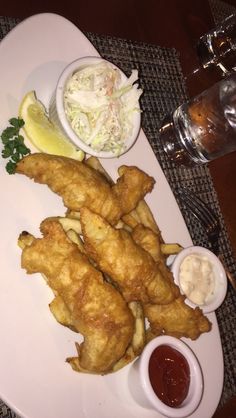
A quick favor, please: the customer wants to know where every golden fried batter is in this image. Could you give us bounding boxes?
[16,154,155,225]
[20,218,134,374]
[131,224,211,340]
[112,165,155,214]
[144,295,211,340]
[80,207,179,305]
[16,153,122,225]
[131,224,162,262]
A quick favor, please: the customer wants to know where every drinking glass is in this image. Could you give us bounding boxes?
[196,14,236,76]
[159,72,236,166]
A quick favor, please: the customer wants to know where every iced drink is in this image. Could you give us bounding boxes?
[160,73,236,166]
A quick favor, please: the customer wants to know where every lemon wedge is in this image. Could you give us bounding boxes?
[19,91,85,160]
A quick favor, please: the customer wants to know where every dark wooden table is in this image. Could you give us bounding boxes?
[1,1,236,416]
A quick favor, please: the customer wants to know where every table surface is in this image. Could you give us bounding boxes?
[0,1,236,417]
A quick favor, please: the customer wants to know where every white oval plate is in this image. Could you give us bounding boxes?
[0,13,223,418]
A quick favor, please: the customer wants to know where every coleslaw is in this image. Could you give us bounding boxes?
[63,61,142,155]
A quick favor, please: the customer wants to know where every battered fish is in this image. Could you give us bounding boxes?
[16,153,154,225]
[112,165,155,214]
[131,224,211,340]
[144,296,211,340]
[131,224,162,262]
[19,218,134,374]
[80,207,179,305]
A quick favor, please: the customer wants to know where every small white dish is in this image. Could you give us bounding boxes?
[128,335,203,418]
[171,246,227,313]
[49,56,141,158]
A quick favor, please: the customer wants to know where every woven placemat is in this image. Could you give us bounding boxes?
[210,0,236,24]
[0,8,235,417]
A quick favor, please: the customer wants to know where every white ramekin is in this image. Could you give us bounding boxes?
[128,335,203,418]
[49,56,141,158]
[171,246,227,313]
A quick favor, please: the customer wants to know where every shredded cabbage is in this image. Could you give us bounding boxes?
[63,61,142,155]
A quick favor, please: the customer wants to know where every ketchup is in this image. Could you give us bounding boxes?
[148,344,190,407]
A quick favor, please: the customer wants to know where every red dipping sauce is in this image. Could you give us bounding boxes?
[148,344,190,408]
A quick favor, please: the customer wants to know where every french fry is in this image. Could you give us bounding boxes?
[115,219,132,232]
[128,301,146,355]
[120,199,161,235]
[18,231,35,249]
[135,199,161,236]
[111,301,146,372]
[66,229,85,253]
[58,217,82,234]
[161,243,183,255]
[85,156,113,184]
[58,216,86,253]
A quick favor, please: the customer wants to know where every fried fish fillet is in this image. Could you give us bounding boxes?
[131,224,211,340]
[19,218,134,374]
[131,224,181,295]
[16,153,154,225]
[144,296,211,340]
[131,224,163,262]
[80,207,179,304]
[85,156,158,232]
[112,165,155,214]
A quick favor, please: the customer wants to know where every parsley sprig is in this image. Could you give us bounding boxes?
[1,117,31,174]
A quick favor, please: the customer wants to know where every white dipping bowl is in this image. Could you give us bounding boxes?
[171,246,227,314]
[128,335,203,418]
[49,56,141,158]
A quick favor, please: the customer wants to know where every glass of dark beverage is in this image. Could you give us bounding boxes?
[159,72,236,166]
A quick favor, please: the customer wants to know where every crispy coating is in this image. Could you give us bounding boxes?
[20,218,134,374]
[16,153,122,225]
[131,224,179,294]
[16,154,155,225]
[112,165,155,214]
[131,224,162,262]
[144,295,211,340]
[80,207,179,305]
[85,157,157,232]
[132,224,211,340]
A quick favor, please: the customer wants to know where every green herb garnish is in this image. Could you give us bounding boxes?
[1,117,31,174]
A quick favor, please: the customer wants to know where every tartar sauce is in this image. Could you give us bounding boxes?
[179,253,215,305]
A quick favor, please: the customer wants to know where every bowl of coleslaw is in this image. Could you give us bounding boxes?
[49,56,142,158]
